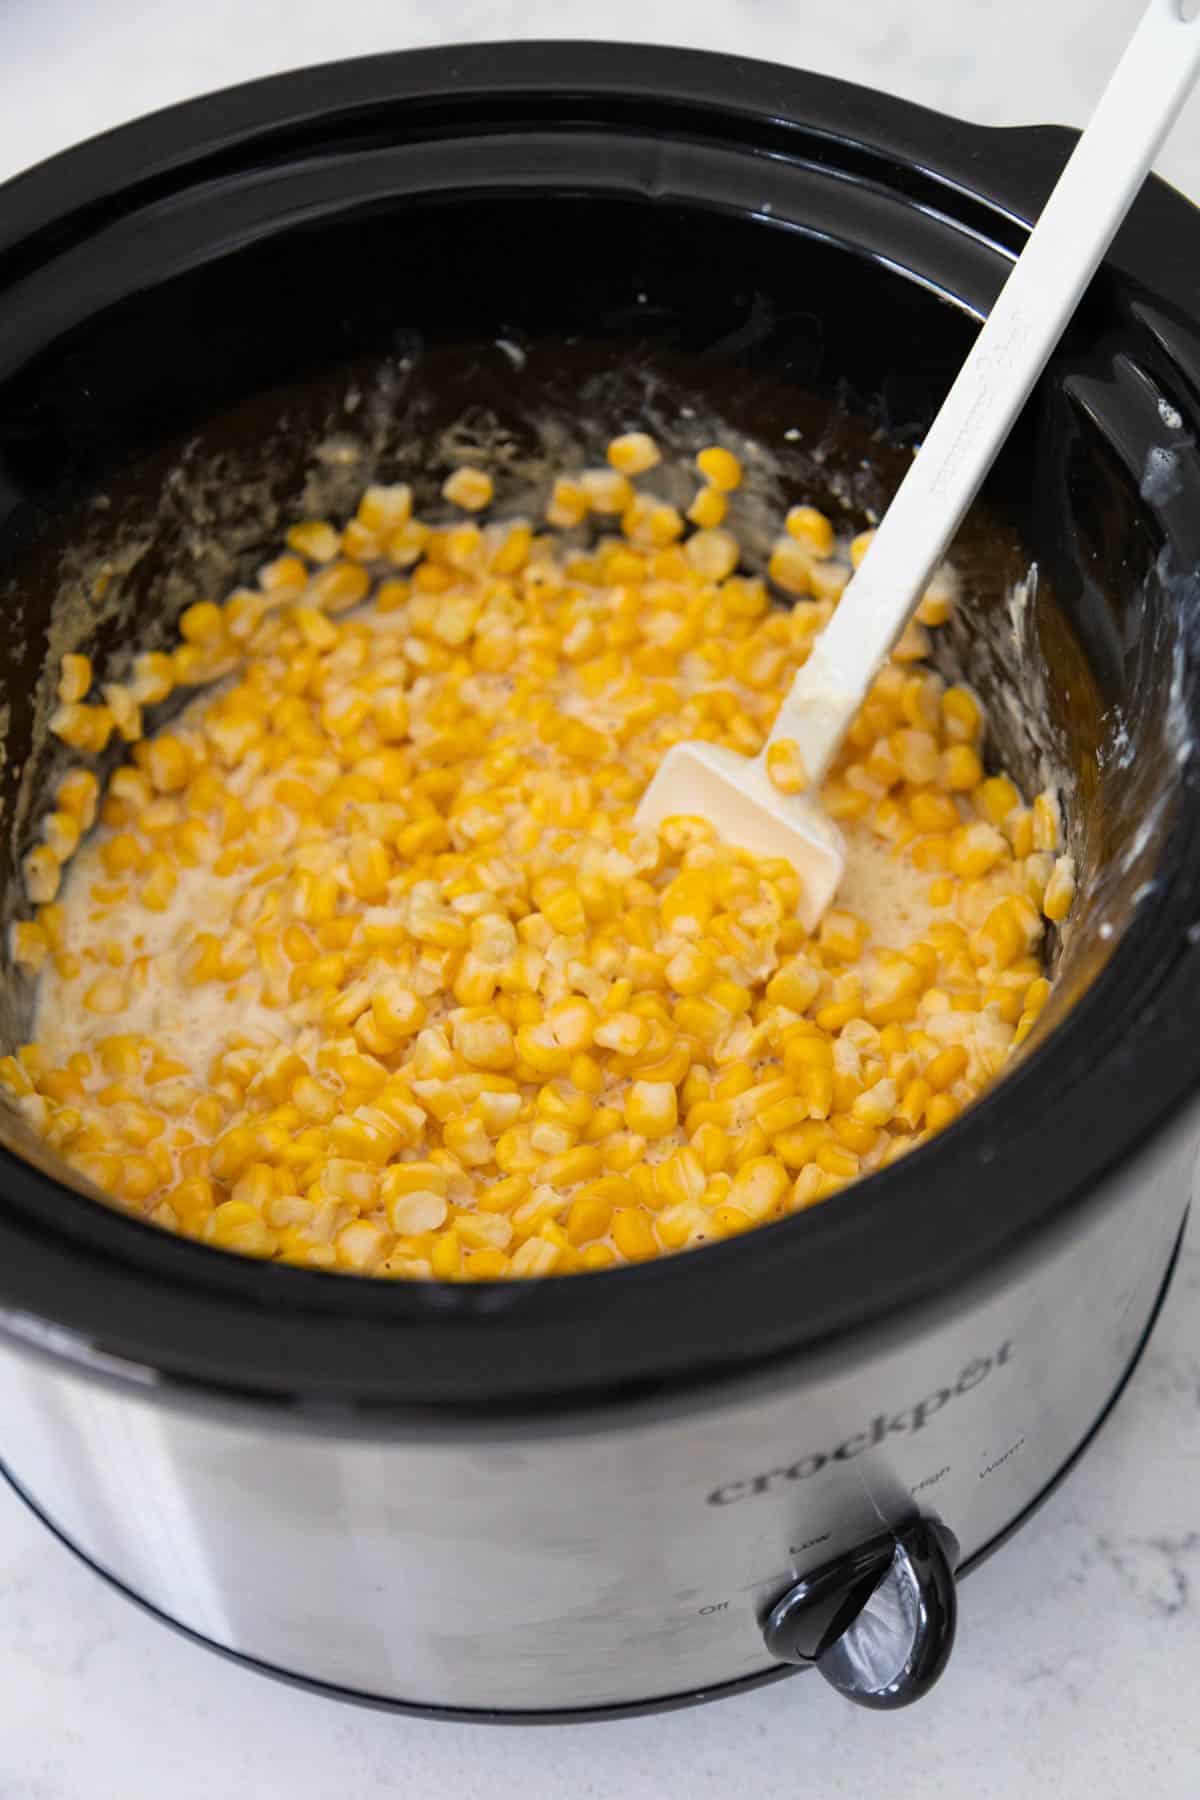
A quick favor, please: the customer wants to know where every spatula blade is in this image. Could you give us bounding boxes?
[636,741,845,931]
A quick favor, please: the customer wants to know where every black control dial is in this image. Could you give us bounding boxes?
[762,1517,959,1709]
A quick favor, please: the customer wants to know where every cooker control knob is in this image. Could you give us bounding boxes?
[761,1516,959,1709]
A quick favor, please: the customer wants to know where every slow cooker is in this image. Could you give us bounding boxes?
[1,41,1199,1718]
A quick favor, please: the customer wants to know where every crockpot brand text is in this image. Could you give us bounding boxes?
[706,1342,1014,1506]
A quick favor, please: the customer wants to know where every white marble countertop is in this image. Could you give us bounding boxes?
[3,1,1200,1794]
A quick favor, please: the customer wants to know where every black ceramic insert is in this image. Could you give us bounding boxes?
[0,44,1198,1416]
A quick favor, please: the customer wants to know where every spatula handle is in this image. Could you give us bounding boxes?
[768,0,1200,789]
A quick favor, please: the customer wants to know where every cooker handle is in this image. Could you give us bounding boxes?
[761,1517,959,1709]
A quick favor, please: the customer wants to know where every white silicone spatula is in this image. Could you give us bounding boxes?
[638,0,1200,929]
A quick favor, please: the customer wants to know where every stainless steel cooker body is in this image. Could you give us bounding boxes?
[1,1117,1192,1715]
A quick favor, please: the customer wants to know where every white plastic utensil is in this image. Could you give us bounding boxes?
[638,0,1200,929]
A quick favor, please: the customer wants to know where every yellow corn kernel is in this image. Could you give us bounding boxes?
[535,887,582,936]
[770,1108,831,1167]
[607,431,660,475]
[379,517,428,568]
[112,1153,159,1205]
[892,729,941,786]
[439,1116,490,1168]
[167,1176,215,1230]
[541,1000,596,1057]
[1002,806,1033,859]
[921,1044,966,1091]
[130,651,174,705]
[850,1078,897,1126]
[442,466,494,511]
[83,972,127,1015]
[1024,976,1052,1017]
[942,745,983,791]
[662,944,714,996]
[230,1163,275,1211]
[387,1189,449,1235]
[914,567,955,626]
[343,835,388,901]
[507,1020,567,1076]
[543,476,586,528]
[594,1131,643,1173]
[10,920,49,971]
[311,562,371,615]
[819,909,867,962]
[765,737,807,795]
[484,522,530,577]
[686,1119,727,1173]
[974,896,1041,971]
[685,527,739,582]
[975,775,1020,829]
[710,1203,755,1238]
[453,1014,515,1071]
[941,685,982,744]
[650,1148,704,1211]
[612,1208,659,1262]
[653,1201,702,1250]
[898,668,941,729]
[353,484,411,537]
[1011,1011,1037,1047]
[1033,791,1062,852]
[784,505,834,557]
[57,653,93,704]
[332,1220,395,1272]
[725,1155,789,1220]
[1043,854,1076,924]
[378,1165,448,1208]
[562,1191,610,1246]
[54,769,100,833]
[908,790,958,834]
[763,958,819,1013]
[695,446,742,492]
[891,1076,929,1130]
[204,1201,278,1258]
[508,1238,560,1277]
[426,1231,460,1279]
[49,703,98,750]
[459,1246,508,1279]
[23,847,61,904]
[365,982,422,1041]
[815,1142,859,1179]
[140,860,178,913]
[578,468,633,514]
[767,537,811,597]
[453,1211,512,1252]
[925,1093,959,1133]
[537,1144,600,1188]
[180,930,224,986]
[0,1055,36,1099]
[750,1092,804,1137]
[178,600,226,645]
[141,734,190,794]
[591,1011,651,1057]
[952,821,1007,879]
[640,501,685,547]
[287,519,341,562]
[530,1117,576,1160]
[686,485,727,528]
